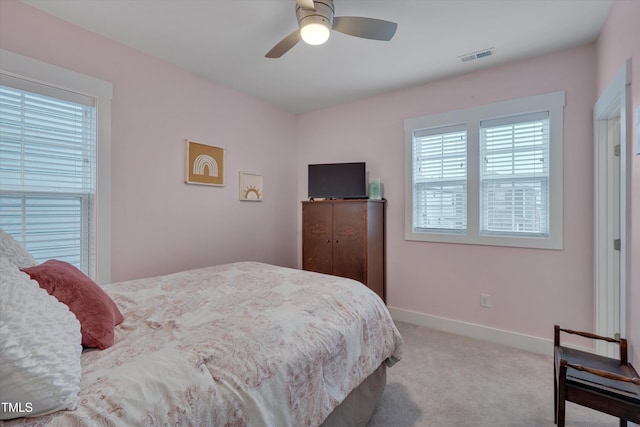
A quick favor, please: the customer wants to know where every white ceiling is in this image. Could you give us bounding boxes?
[21,0,612,114]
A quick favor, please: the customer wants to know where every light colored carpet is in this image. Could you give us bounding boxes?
[368,321,621,427]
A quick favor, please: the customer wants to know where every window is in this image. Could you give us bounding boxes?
[480,112,549,237]
[404,91,565,249]
[0,79,96,273]
[412,124,467,232]
[0,49,112,282]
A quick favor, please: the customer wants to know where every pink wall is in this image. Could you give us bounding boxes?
[2,0,635,356]
[297,45,600,343]
[0,0,300,282]
[596,0,640,367]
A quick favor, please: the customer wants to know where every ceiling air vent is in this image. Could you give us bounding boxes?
[459,47,494,63]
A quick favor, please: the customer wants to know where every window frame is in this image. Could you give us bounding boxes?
[1,49,113,283]
[404,91,565,250]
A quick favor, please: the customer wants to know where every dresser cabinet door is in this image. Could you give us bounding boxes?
[331,202,365,284]
[302,202,333,274]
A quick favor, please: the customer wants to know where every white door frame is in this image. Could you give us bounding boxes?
[593,60,631,356]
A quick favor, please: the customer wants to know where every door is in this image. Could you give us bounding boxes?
[332,202,365,284]
[594,61,630,357]
[302,202,333,274]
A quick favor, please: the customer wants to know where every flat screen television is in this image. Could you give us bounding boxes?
[308,162,367,199]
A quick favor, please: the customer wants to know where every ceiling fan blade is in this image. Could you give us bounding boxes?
[332,16,397,41]
[265,30,302,58]
[295,0,316,9]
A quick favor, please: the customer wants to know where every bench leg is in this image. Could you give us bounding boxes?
[557,364,567,427]
[554,362,558,424]
[556,393,566,427]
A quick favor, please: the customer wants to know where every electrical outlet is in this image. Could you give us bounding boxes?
[481,294,491,308]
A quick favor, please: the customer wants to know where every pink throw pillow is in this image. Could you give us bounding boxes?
[21,260,124,349]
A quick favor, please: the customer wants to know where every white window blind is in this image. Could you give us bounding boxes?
[412,124,467,232]
[480,112,549,237]
[0,74,96,275]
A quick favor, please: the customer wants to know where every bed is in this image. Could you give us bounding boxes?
[0,256,403,426]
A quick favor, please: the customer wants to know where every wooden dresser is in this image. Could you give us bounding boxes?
[302,199,385,302]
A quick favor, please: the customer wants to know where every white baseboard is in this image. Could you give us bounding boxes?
[388,306,554,356]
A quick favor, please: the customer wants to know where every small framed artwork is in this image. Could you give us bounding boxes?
[185,139,224,186]
[239,172,263,201]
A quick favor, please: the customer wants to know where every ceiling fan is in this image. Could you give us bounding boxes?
[265,0,398,58]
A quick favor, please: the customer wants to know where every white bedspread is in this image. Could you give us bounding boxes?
[4,262,402,427]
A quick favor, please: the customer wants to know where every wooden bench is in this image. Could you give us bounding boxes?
[554,325,640,427]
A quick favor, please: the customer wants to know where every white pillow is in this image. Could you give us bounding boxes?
[0,228,37,268]
[0,256,82,420]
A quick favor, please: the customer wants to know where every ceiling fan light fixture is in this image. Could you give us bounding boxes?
[266,0,396,58]
[300,19,331,45]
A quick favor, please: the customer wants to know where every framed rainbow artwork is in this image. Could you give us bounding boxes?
[185,140,224,186]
